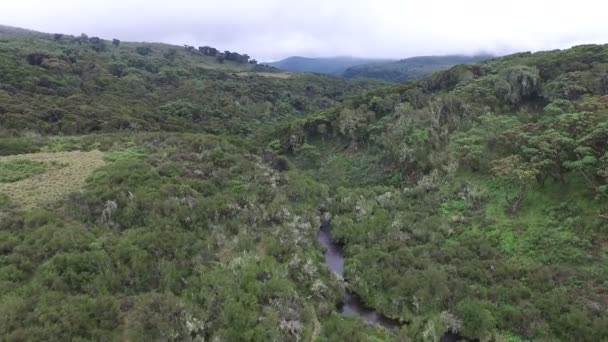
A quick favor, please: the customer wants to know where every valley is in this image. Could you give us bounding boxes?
[0,24,607,342]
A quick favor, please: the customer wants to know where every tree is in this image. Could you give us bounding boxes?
[164,48,177,61]
[519,128,575,185]
[198,46,219,56]
[491,155,538,214]
[136,46,153,56]
[88,37,106,51]
[497,65,540,105]
[456,300,496,340]
[125,292,202,341]
[338,108,368,152]
[108,62,127,77]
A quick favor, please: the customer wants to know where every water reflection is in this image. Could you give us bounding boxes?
[318,223,400,329]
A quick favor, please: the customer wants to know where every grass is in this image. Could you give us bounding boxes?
[0,159,46,183]
[236,72,292,79]
[0,192,11,211]
[0,150,105,209]
[457,172,605,266]
[104,147,146,162]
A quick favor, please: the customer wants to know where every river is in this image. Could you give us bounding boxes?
[318,222,470,342]
[318,222,401,329]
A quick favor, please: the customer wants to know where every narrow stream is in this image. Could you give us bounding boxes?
[318,223,401,329]
[318,222,470,341]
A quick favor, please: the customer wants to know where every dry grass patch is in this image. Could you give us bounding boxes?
[0,150,105,209]
[236,71,292,79]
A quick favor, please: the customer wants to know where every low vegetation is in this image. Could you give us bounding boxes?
[0,150,105,208]
[0,159,46,183]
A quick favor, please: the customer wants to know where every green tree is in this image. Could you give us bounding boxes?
[456,300,496,340]
[491,155,538,214]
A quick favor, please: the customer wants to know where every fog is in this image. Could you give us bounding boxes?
[2,0,608,61]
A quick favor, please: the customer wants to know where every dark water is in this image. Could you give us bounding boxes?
[318,223,472,341]
[318,223,401,329]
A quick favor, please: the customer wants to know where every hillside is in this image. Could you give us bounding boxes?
[0,24,607,342]
[343,54,493,82]
[0,26,382,136]
[267,56,392,75]
[268,44,608,341]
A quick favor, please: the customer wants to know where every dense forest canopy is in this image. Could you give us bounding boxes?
[0,26,381,136]
[265,43,608,341]
[0,25,607,342]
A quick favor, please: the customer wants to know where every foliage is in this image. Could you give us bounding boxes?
[0,159,46,183]
[267,43,608,341]
[0,26,381,136]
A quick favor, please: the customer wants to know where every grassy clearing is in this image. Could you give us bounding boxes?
[0,150,105,209]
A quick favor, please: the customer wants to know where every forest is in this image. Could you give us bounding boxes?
[0,25,380,136]
[0,25,607,342]
[342,54,493,82]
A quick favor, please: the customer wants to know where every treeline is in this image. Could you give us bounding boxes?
[191,45,258,64]
[51,31,259,65]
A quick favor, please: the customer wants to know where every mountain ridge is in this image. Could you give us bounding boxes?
[266,56,393,75]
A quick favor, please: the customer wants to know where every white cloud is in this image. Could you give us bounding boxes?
[2,0,607,61]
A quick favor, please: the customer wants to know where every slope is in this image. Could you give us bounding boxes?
[343,54,493,82]
[268,44,608,341]
[0,26,382,136]
[267,56,392,75]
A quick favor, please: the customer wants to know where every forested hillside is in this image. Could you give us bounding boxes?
[343,54,492,82]
[269,44,608,341]
[267,56,391,75]
[1,25,607,342]
[0,26,381,136]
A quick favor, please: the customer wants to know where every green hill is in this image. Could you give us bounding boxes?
[268,44,608,341]
[0,26,381,136]
[343,54,493,82]
[267,56,392,75]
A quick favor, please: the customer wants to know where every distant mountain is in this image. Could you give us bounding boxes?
[343,54,494,82]
[267,56,392,75]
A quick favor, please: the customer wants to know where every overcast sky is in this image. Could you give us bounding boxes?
[2,0,608,61]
